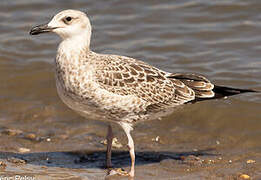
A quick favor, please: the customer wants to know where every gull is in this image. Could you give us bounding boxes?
[29,9,257,178]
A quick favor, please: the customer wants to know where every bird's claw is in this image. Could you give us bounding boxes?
[107,168,129,177]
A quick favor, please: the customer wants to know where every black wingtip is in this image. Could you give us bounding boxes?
[188,85,259,104]
[213,85,259,98]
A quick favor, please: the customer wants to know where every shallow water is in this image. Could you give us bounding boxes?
[0,0,261,179]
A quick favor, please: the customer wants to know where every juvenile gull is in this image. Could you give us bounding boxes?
[30,9,257,177]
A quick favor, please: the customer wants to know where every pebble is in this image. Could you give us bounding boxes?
[18,147,31,153]
[23,133,42,142]
[239,174,250,179]
[2,129,23,136]
[58,134,69,139]
[202,159,215,164]
[246,159,255,164]
[24,133,37,140]
[180,156,186,161]
[182,155,202,166]
[152,136,160,142]
[208,159,215,163]
[100,137,123,148]
[7,157,26,164]
[242,21,254,26]
[0,161,7,169]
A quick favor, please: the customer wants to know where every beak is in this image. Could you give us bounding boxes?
[29,23,57,35]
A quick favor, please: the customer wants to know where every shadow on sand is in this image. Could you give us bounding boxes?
[0,148,218,169]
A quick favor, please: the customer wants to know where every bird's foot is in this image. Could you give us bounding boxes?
[107,168,129,177]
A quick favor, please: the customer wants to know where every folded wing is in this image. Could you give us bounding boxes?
[167,73,215,98]
[94,55,195,111]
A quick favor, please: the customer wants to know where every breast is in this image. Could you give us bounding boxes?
[54,56,150,123]
[55,75,110,121]
[56,73,152,123]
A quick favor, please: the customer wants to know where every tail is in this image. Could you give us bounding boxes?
[167,73,259,102]
[212,85,259,99]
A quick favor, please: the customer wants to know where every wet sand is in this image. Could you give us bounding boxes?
[1,0,261,179]
[1,122,261,180]
[0,100,261,179]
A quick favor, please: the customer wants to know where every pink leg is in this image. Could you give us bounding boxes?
[106,124,113,168]
[119,122,135,177]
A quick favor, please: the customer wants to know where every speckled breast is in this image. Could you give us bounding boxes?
[55,74,111,121]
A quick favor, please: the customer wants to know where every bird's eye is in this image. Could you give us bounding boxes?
[66,17,72,22]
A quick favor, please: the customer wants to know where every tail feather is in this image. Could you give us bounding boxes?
[189,85,258,103]
[168,73,215,98]
[167,73,259,103]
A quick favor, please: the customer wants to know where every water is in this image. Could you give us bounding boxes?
[0,0,261,179]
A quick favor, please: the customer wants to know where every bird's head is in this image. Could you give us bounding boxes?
[30,9,92,40]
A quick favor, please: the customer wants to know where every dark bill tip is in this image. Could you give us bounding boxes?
[29,23,56,35]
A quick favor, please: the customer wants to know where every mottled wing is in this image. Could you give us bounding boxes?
[167,73,215,98]
[94,55,195,111]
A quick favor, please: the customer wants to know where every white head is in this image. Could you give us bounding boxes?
[30,10,92,48]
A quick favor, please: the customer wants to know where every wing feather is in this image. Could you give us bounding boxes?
[94,55,195,111]
[168,73,215,98]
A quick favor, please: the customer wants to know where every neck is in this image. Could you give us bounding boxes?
[58,34,91,60]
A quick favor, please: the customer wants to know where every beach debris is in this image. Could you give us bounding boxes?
[1,129,43,142]
[208,159,215,164]
[22,133,43,142]
[7,157,26,164]
[0,161,7,169]
[46,157,52,164]
[246,159,255,164]
[216,140,220,145]
[2,129,23,136]
[24,133,37,140]
[18,147,30,153]
[152,136,160,142]
[58,134,69,140]
[202,159,215,164]
[107,168,128,177]
[239,174,250,179]
[101,137,123,148]
[242,20,254,26]
[181,155,202,166]
[180,156,185,161]
[228,160,232,164]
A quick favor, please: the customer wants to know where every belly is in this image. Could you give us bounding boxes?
[55,78,109,121]
[54,75,164,124]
